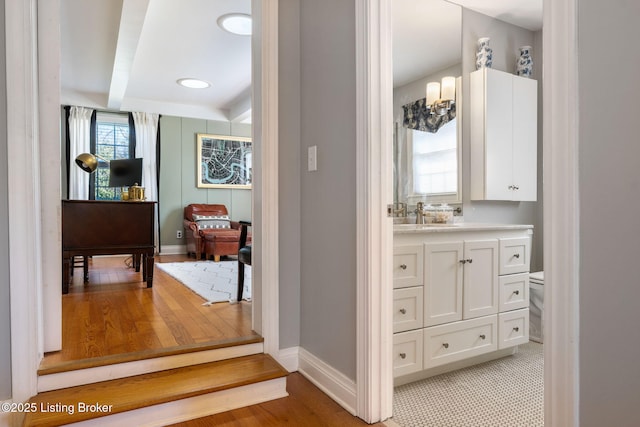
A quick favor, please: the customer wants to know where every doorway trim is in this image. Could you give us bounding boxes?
[355,0,580,424]
[7,0,280,405]
[255,0,280,357]
[355,0,394,422]
[542,0,580,425]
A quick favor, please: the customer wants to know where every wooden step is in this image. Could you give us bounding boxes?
[38,337,264,392]
[23,354,289,427]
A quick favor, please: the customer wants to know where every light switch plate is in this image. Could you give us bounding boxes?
[308,145,318,171]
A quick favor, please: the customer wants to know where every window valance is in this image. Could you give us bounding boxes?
[402,98,456,133]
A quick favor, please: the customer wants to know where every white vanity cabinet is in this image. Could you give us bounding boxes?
[470,68,538,201]
[393,224,532,380]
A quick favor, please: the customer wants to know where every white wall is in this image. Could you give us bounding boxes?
[298,0,358,378]
[578,2,640,426]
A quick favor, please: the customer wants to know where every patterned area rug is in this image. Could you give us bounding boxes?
[156,261,251,304]
[392,342,543,427]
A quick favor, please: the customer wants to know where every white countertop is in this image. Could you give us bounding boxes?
[393,222,534,234]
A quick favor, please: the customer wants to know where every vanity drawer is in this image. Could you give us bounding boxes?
[393,287,424,333]
[499,272,530,312]
[393,329,423,377]
[424,315,497,369]
[499,237,531,275]
[393,245,424,289]
[498,308,529,349]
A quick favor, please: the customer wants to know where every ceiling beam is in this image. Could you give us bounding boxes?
[107,0,151,110]
[228,88,252,123]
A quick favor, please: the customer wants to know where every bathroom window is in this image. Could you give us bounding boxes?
[410,120,458,196]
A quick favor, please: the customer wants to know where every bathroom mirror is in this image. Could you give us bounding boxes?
[392,0,462,207]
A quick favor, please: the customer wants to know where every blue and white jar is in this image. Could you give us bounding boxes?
[476,37,493,70]
[516,46,533,77]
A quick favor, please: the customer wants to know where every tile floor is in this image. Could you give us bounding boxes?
[392,342,543,427]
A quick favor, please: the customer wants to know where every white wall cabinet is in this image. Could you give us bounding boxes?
[470,68,538,201]
[393,225,532,380]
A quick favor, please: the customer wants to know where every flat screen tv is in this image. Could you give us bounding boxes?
[108,158,143,187]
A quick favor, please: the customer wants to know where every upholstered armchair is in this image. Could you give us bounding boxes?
[183,204,249,261]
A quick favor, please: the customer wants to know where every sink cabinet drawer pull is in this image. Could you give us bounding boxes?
[513,327,520,332]
[479,334,486,340]
[513,290,520,295]
[513,253,520,259]
[399,308,406,314]
[442,343,449,349]
[399,264,407,270]
[399,353,406,359]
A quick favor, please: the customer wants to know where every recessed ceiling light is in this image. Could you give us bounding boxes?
[217,13,252,36]
[177,78,210,89]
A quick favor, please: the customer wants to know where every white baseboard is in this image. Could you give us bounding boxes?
[298,348,357,416]
[158,244,186,255]
[276,346,299,372]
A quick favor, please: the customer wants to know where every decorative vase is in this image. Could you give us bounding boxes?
[475,37,493,70]
[516,46,533,78]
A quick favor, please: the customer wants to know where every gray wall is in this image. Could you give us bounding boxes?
[278,0,301,349]
[461,9,543,272]
[298,0,357,377]
[578,2,640,426]
[0,0,12,400]
[157,117,252,249]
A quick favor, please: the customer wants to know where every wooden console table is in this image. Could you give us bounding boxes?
[62,200,156,294]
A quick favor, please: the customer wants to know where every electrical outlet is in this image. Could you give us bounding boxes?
[176,230,183,239]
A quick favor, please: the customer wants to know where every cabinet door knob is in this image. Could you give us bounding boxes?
[508,185,514,190]
[466,259,473,264]
[513,327,520,332]
[442,343,449,349]
[513,253,520,259]
[399,308,406,314]
[399,264,407,270]
[459,259,466,264]
[479,334,486,340]
[513,290,520,295]
[514,185,520,190]
[399,353,406,359]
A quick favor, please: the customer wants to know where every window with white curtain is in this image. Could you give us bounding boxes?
[410,118,458,197]
[93,112,133,200]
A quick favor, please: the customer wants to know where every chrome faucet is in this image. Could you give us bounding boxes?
[415,201,426,224]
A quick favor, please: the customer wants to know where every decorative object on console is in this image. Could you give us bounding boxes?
[475,37,493,70]
[516,46,533,78]
[75,152,109,173]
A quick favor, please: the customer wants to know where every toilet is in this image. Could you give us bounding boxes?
[529,271,544,343]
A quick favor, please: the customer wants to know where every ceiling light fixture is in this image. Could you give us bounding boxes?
[177,78,211,89]
[217,13,252,36]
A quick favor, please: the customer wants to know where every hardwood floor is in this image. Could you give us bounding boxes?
[169,372,386,427]
[40,254,257,372]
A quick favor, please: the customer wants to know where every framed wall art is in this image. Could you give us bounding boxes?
[196,133,252,189]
